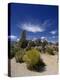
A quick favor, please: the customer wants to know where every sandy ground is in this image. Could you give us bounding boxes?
[10,54,58,77]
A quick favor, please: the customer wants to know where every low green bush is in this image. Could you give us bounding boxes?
[23,48,45,70]
[15,49,25,63]
[25,46,31,51]
[9,45,15,59]
[46,47,54,55]
[10,48,15,59]
[35,47,41,52]
[53,46,58,52]
[28,41,36,48]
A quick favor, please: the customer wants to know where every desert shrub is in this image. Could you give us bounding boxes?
[19,30,28,48]
[10,48,14,59]
[28,41,36,48]
[53,46,58,52]
[42,40,48,52]
[23,49,45,71]
[14,45,20,53]
[9,45,16,59]
[35,39,42,46]
[25,41,35,51]
[35,47,42,52]
[46,47,54,55]
[15,48,25,63]
[19,40,28,49]
[25,46,31,51]
[56,47,58,51]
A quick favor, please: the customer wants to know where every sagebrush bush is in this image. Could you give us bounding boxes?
[10,48,15,59]
[35,47,41,52]
[46,47,54,55]
[25,46,31,51]
[23,48,45,70]
[53,46,58,52]
[15,49,25,63]
[9,45,15,59]
[28,41,36,48]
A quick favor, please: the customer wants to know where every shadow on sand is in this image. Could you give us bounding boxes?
[27,59,46,73]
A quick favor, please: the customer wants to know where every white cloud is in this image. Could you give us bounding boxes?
[17,38,19,42]
[50,30,57,35]
[32,37,37,41]
[41,36,48,42]
[21,23,44,32]
[41,36,46,40]
[8,35,17,40]
[42,19,52,27]
[17,19,54,33]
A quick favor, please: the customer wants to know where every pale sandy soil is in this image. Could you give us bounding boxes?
[11,54,58,77]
